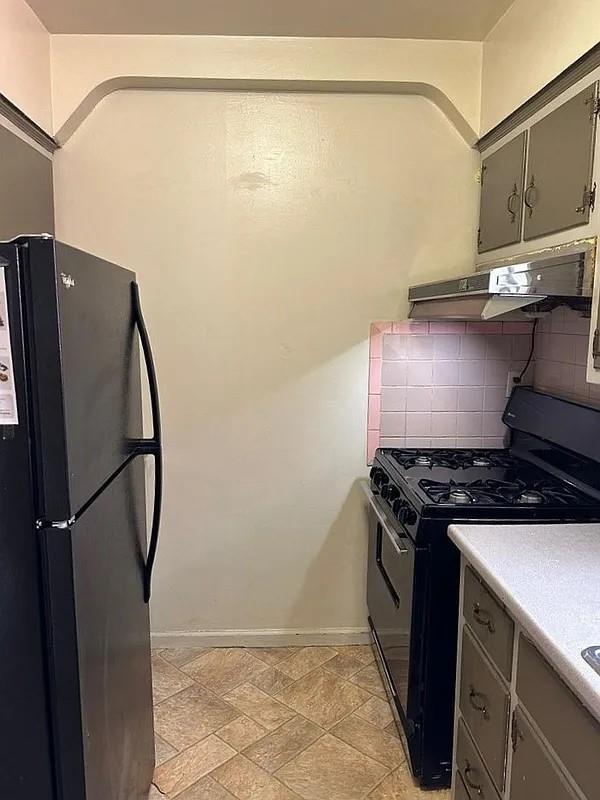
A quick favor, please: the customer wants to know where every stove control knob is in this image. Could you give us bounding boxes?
[393,499,407,519]
[381,484,399,502]
[369,467,388,487]
[403,506,417,525]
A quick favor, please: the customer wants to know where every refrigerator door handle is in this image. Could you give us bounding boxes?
[128,282,163,603]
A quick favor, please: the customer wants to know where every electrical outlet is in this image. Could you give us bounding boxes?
[506,369,521,397]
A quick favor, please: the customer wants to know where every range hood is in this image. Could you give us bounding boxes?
[408,250,593,322]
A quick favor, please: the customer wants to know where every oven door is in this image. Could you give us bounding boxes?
[365,486,416,712]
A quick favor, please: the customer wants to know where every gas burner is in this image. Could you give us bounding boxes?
[516,490,545,505]
[389,449,455,469]
[471,456,492,467]
[414,455,432,467]
[449,489,473,505]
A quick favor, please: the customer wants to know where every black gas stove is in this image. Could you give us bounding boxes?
[365,387,600,790]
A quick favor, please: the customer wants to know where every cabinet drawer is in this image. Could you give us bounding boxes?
[517,635,600,800]
[459,627,509,792]
[511,707,578,800]
[454,772,470,800]
[456,719,501,800]
[463,566,514,681]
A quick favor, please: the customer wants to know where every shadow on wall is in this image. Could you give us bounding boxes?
[285,479,369,630]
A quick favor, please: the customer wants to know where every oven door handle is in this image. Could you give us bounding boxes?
[364,485,408,555]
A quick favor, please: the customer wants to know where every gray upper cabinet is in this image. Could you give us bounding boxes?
[478,132,526,253]
[0,124,54,240]
[523,83,598,240]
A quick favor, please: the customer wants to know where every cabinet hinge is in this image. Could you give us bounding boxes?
[576,182,596,215]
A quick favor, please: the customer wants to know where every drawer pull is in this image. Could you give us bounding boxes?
[468,685,490,719]
[473,603,495,634]
[463,760,483,796]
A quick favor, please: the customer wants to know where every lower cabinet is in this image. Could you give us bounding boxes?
[510,708,578,800]
[452,563,600,800]
[456,719,501,800]
[458,629,509,792]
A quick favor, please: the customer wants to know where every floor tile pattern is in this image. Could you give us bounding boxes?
[151,645,450,799]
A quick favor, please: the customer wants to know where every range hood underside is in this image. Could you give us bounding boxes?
[408,294,547,321]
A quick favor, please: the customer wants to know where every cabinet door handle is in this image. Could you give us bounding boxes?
[464,760,483,796]
[472,602,495,633]
[506,182,520,223]
[468,685,490,719]
[524,176,537,217]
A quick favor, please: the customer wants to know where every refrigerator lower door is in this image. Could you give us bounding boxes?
[41,457,154,800]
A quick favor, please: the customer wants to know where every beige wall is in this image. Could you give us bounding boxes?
[49,35,482,141]
[53,89,478,640]
[0,0,51,130]
[481,0,600,133]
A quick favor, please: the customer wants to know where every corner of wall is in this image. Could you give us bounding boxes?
[0,0,53,133]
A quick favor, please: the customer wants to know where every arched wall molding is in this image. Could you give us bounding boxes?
[54,76,478,147]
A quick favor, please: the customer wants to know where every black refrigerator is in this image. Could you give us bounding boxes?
[0,235,162,799]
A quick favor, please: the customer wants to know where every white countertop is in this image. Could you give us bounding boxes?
[448,523,600,722]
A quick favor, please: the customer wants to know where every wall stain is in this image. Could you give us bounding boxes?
[230,171,275,191]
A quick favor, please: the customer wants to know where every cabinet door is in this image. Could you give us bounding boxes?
[510,708,578,800]
[478,132,526,253]
[524,83,598,240]
[516,635,600,800]
[0,124,54,239]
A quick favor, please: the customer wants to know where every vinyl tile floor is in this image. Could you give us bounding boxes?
[150,645,450,800]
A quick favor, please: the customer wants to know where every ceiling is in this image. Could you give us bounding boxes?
[27,0,514,39]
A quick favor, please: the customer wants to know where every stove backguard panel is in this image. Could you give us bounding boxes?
[366,307,600,464]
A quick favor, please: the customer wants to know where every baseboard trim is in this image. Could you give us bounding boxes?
[151,627,371,649]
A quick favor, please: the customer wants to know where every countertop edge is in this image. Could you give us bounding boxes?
[448,523,600,723]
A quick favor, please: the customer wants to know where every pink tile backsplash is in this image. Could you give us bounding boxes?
[366,319,534,463]
[532,307,596,406]
[429,321,466,334]
[432,386,458,411]
[406,386,433,411]
[407,361,433,386]
[466,321,503,334]
[457,386,484,411]
[366,308,598,464]
[431,412,457,437]
[433,335,460,359]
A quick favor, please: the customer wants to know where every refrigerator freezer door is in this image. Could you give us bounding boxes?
[0,244,55,799]
[24,238,143,521]
[41,457,154,800]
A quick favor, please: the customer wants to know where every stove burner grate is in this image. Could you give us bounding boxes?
[389,448,520,471]
[419,477,590,507]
